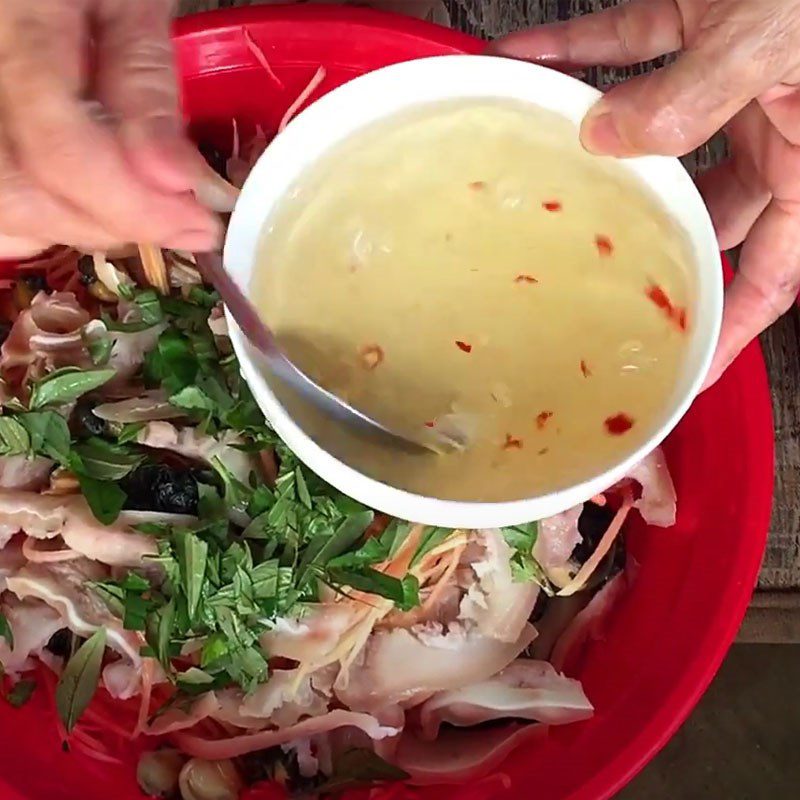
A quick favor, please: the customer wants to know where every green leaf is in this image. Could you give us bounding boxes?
[328,520,412,570]
[29,368,115,410]
[327,568,420,611]
[0,417,30,457]
[89,582,125,617]
[122,591,152,631]
[157,329,198,390]
[169,385,217,414]
[73,437,144,481]
[85,333,114,367]
[6,679,36,708]
[17,412,71,464]
[146,598,176,672]
[56,627,107,732]
[175,530,208,622]
[501,521,539,554]
[211,455,251,511]
[77,474,126,525]
[297,510,374,584]
[318,748,409,793]
[295,467,312,509]
[0,612,14,650]
[117,422,146,444]
[410,527,454,567]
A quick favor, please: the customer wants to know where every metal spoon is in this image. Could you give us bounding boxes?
[194,253,460,454]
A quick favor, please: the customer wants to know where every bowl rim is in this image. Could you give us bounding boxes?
[224,53,724,529]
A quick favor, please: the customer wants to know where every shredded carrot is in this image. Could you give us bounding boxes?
[514,274,538,284]
[536,410,553,429]
[594,234,614,256]
[278,66,327,133]
[542,200,562,212]
[243,27,285,89]
[503,433,523,450]
[358,343,384,369]
[455,340,472,353]
[559,489,633,596]
[232,118,241,160]
[604,412,634,435]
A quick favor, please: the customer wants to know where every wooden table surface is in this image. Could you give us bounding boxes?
[179,0,800,602]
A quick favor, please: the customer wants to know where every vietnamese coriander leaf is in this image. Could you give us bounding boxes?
[327,567,419,611]
[56,627,107,732]
[28,367,115,410]
[174,530,209,622]
[77,474,127,525]
[0,611,14,649]
[410,526,454,567]
[6,679,36,708]
[318,748,409,793]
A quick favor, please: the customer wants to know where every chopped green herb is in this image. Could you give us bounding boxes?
[0,611,14,649]
[410,526,454,567]
[0,417,30,457]
[29,367,115,410]
[6,679,36,708]
[73,437,144,481]
[17,412,72,464]
[77,474,127,525]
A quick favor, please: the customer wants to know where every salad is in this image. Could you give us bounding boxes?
[0,60,678,800]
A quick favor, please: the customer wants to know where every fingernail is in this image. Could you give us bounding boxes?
[580,106,630,157]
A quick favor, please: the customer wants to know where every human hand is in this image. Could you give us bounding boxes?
[0,0,220,260]
[491,0,800,386]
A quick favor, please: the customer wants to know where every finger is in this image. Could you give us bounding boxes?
[704,198,800,387]
[94,0,206,195]
[759,86,800,147]
[0,234,48,260]
[488,0,682,70]
[0,124,121,250]
[695,106,771,250]
[0,5,219,249]
[581,38,786,157]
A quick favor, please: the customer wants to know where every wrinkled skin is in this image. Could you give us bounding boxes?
[0,0,219,257]
[492,0,800,386]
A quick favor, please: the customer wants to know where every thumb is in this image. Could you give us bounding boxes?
[581,44,778,157]
[93,0,204,194]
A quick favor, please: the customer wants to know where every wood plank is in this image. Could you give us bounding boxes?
[179,0,800,591]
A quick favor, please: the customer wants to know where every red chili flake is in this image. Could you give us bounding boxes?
[604,413,635,435]
[424,421,435,428]
[536,411,553,429]
[645,283,688,332]
[514,274,538,284]
[468,181,487,191]
[580,359,592,377]
[358,344,385,370]
[594,234,614,256]
[542,200,562,212]
[455,340,472,353]
[503,434,523,450]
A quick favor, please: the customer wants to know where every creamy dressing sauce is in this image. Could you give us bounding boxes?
[253,100,692,502]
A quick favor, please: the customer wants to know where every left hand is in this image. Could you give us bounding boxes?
[490,0,800,387]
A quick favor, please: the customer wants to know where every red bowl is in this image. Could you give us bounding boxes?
[0,6,774,800]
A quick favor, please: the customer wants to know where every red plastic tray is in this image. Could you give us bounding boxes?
[0,6,774,800]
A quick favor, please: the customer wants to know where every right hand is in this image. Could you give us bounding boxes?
[0,0,220,259]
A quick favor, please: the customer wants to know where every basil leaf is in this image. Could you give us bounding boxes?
[0,611,14,649]
[410,527,454,567]
[117,422,145,444]
[6,679,36,708]
[318,748,409,793]
[77,474,126,524]
[175,530,208,622]
[85,334,114,366]
[29,368,115,410]
[17,412,71,464]
[157,329,198,390]
[56,627,107,732]
[73,437,144,481]
[0,417,30,456]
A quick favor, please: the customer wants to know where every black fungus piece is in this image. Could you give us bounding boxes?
[121,464,199,516]
[23,274,48,293]
[78,254,97,286]
[574,501,625,590]
[72,401,106,438]
[45,629,72,658]
[237,748,318,796]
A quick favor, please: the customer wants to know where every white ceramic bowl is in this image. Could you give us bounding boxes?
[224,54,723,529]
